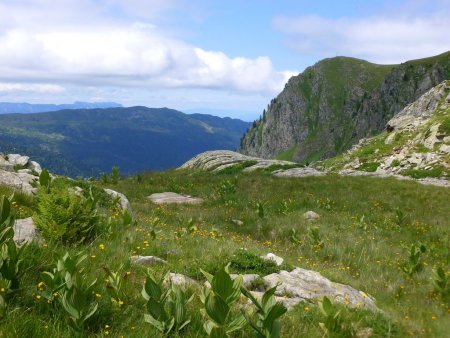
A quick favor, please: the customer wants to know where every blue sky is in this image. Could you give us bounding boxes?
[0,0,449,120]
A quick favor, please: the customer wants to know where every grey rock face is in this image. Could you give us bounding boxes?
[13,217,37,245]
[180,150,295,172]
[240,53,450,163]
[0,170,37,194]
[148,192,203,205]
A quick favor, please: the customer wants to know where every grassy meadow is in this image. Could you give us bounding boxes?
[0,168,449,337]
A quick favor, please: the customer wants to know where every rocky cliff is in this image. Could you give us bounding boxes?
[319,80,450,181]
[240,51,450,163]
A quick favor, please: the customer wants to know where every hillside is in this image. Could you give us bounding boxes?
[0,101,122,114]
[318,80,450,179]
[240,51,450,163]
[0,107,250,177]
[0,153,449,337]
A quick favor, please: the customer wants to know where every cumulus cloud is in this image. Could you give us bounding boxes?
[273,13,450,64]
[0,1,295,96]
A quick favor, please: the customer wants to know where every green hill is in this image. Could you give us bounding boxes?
[0,107,250,177]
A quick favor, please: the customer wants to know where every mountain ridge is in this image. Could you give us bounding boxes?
[0,101,122,114]
[0,106,251,177]
[240,51,450,163]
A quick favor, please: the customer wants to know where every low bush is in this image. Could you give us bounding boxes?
[33,186,101,244]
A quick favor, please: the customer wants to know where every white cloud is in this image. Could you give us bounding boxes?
[0,0,295,97]
[273,13,450,64]
[0,23,294,94]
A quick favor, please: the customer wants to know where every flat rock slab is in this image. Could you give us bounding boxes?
[273,167,326,178]
[13,217,37,245]
[148,192,203,205]
[263,268,378,312]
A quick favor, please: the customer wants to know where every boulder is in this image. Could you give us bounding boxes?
[7,154,30,167]
[303,210,320,221]
[261,253,284,266]
[13,217,37,245]
[130,255,167,265]
[165,273,199,288]
[262,268,379,311]
[148,192,203,205]
[230,274,260,289]
[0,170,37,194]
[104,188,134,217]
[28,161,42,174]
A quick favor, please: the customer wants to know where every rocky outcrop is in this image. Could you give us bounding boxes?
[179,150,296,172]
[259,268,378,311]
[240,52,450,163]
[0,152,43,194]
[323,81,450,184]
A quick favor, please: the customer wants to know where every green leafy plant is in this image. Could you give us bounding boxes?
[401,243,427,276]
[308,226,324,249]
[217,179,237,198]
[318,296,342,337]
[200,266,246,337]
[111,166,120,184]
[100,172,109,184]
[0,195,24,314]
[256,201,266,218]
[241,286,287,338]
[288,228,301,246]
[40,252,98,332]
[394,209,407,226]
[431,267,449,300]
[34,186,101,244]
[103,265,125,303]
[142,271,193,335]
[39,169,52,193]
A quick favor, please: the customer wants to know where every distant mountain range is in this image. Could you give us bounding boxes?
[0,101,122,114]
[0,107,250,177]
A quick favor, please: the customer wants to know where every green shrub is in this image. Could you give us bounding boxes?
[357,162,380,172]
[229,249,281,275]
[111,166,120,184]
[438,117,450,135]
[33,187,101,244]
[402,167,443,179]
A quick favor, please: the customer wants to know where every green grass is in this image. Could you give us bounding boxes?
[276,144,298,161]
[1,170,449,337]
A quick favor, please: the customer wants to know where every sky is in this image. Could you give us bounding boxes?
[0,0,449,120]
